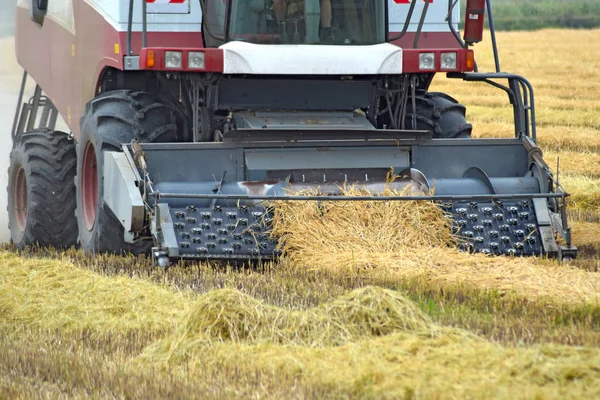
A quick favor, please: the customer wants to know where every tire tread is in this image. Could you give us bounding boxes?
[405,92,472,138]
[7,129,78,248]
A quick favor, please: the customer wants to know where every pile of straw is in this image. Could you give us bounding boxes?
[138,284,600,399]
[269,186,600,305]
[270,185,456,273]
[142,285,447,364]
[0,250,190,338]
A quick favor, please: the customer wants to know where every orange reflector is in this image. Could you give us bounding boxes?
[465,50,475,71]
[147,50,155,68]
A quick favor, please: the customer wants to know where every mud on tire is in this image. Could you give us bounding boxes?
[404,92,472,139]
[7,129,78,249]
[75,90,181,255]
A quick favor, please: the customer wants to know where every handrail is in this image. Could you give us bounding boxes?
[126,0,149,55]
[126,0,134,55]
[154,192,567,202]
[486,0,501,72]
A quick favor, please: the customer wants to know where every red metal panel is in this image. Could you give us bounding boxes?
[15,0,205,140]
[390,32,463,49]
[140,48,223,71]
[464,0,486,45]
[402,48,474,73]
[15,6,77,136]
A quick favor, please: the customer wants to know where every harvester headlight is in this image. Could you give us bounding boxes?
[165,51,183,69]
[419,52,435,70]
[188,51,206,69]
[441,52,458,70]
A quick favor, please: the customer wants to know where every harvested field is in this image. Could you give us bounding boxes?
[1,250,600,399]
[2,28,600,398]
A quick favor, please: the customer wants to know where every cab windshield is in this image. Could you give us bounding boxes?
[204,0,386,45]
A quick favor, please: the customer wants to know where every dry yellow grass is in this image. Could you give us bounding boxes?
[270,186,600,305]
[471,122,600,153]
[139,286,600,400]
[144,331,600,400]
[571,221,600,248]
[560,175,600,212]
[543,150,600,178]
[0,251,191,339]
[1,250,598,399]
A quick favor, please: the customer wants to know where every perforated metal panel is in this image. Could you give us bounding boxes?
[446,199,543,256]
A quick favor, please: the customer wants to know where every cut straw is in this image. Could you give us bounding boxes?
[268,183,600,305]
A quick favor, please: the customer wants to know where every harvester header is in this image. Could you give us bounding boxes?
[8,0,576,266]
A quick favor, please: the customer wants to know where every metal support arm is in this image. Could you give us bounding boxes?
[447,72,537,141]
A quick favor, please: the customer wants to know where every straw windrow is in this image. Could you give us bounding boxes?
[151,332,600,400]
[141,285,446,364]
[269,185,600,305]
[137,283,600,400]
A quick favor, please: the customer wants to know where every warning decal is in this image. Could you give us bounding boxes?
[146,0,190,14]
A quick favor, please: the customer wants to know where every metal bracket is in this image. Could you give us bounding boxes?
[12,75,60,138]
[532,197,559,256]
[447,72,537,142]
[103,151,146,234]
[559,246,578,261]
[150,203,180,258]
[124,56,141,71]
[152,247,171,268]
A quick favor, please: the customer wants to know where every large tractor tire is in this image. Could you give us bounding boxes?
[405,92,472,138]
[75,90,180,255]
[7,129,78,249]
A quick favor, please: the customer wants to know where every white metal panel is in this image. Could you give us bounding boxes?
[103,152,145,233]
[88,0,202,32]
[221,42,403,75]
[85,0,458,35]
[387,0,460,33]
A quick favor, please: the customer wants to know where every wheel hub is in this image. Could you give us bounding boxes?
[82,142,98,231]
[14,167,27,232]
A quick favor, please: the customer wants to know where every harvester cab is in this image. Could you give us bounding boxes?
[202,0,385,46]
[8,0,577,267]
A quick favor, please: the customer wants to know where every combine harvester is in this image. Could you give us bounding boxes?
[8,0,577,266]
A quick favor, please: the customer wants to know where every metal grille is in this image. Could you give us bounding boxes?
[167,197,544,261]
[169,205,279,260]
[446,199,543,256]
